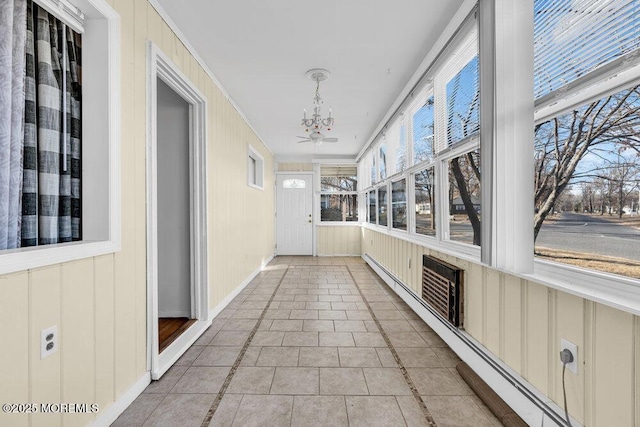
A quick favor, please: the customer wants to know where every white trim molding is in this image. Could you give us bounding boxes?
[90,372,151,427]
[146,41,209,379]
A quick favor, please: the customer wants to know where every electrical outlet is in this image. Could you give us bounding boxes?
[560,338,578,374]
[41,326,58,359]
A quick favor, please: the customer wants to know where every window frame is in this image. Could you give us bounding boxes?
[247,144,264,190]
[0,0,121,275]
[318,165,359,225]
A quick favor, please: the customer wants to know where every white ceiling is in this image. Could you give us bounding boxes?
[155,0,465,160]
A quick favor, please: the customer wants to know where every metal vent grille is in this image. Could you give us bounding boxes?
[422,255,463,327]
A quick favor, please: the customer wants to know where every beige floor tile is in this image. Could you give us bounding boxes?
[388,332,428,348]
[334,320,368,332]
[174,345,206,366]
[352,332,387,347]
[210,330,252,346]
[373,310,407,320]
[143,365,188,394]
[278,301,307,309]
[193,346,241,367]
[319,367,369,395]
[256,347,300,367]
[432,347,462,367]
[209,394,243,427]
[419,331,448,347]
[345,310,373,321]
[407,368,468,396]
[319,331,355,347]
[232,395,293,427]
[270,367,319,395]
[375,347,399,367]
[264,309,291,320]
[142,394,216,427]
[345,396,406,427]
[299,347,340,367]
[302,319,335,332]
[319,310,347,320]
[250,331,285,346]
[227,367,275,394]
[331,302,359,310]
[112,393,165,426]
[362,368,412,395]
[232,309,263,319]
[291,396,348,427]
[269,319,303,332]
[305,301,332,310]
[282,331,319,346]
[379,320,416,332]
[395,395,432,427]
[318,295,343,302]
[290,309,319,320]
[422,395,494,427]
[239,346,261,366]
[338,347,382,367]
[394,347,443,368]
[171,366,230,394]
[408,319,434,332]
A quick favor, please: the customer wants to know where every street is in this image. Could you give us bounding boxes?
[536,212,640,260]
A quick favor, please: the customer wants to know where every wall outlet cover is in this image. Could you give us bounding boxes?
[560,338,578,374]
[41,325,58,359]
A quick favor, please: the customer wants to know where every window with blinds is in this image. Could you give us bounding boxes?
[410,92,434,165]
[534,0,640,101]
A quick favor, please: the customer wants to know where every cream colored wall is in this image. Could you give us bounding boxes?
[0,1,274,426]
[361,227,639,427]
[277,162,313,172]
[317,226,361,256]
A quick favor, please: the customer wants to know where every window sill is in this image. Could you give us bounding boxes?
[248,183,264,191]
[0,240,120,275]
[524,259,640,316]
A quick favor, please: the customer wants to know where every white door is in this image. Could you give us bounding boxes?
[276,173,313,255]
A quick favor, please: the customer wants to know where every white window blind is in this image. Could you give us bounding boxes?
[409,90,434,165]
[534,0,640,101]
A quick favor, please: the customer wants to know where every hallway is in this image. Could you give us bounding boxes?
[113,257,501,426]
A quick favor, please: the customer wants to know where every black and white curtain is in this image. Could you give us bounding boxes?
[0,0,81,250]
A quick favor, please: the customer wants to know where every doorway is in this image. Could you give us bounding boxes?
[147,43,209,379]
[276,173,313,255]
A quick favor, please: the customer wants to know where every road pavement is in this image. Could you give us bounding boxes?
[536,212,640,260]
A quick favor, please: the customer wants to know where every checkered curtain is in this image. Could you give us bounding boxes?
[21,1,82,247]
[0,0,27,250]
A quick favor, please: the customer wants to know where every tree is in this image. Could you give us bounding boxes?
[534,85,640,239]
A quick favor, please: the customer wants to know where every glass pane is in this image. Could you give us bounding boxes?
[321,176,357,192]
[321,194,358,222]
[379,144,387,180]
[282,179,306,189]
[413,96,434,164]
[378,186,388,226]
[534,0,640,100]
[448,150,481,246]
[371,153,377,185]
[396,123,406,172]
[368,191,377,224]
[415,168,436,236]
[534,84,640,279]
[391,179,407,230]
[446,56,479,146]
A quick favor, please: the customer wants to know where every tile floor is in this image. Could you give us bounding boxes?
[113,256,502,427]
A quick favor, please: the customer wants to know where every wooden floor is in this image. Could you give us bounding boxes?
[158,317,196,353]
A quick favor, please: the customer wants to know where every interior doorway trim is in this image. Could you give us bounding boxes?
[147,42,210,379]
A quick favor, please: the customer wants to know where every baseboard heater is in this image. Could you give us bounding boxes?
[422,255,463,328]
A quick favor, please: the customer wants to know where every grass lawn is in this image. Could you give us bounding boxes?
[535,246,640,279]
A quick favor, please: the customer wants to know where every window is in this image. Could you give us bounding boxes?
[319,166,358,222]
[411,95,434,165]
[414,168,435,236]
[283,179,306,189]
[0,0,119,274]
[358,10,480,254]
[533,0,640,279]
[391,179,407,230]
[248,145,264,190]
[449,150,481,246]
[378,185,388,227]
[368,190,377,224]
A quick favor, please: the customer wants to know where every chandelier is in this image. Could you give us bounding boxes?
[301,68,334,133]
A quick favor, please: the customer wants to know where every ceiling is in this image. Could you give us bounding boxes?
[155,0,465,160]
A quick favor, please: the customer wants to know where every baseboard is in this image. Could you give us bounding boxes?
[91,372,151,427]
[362,253,581,427]
[209,254,275,319]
